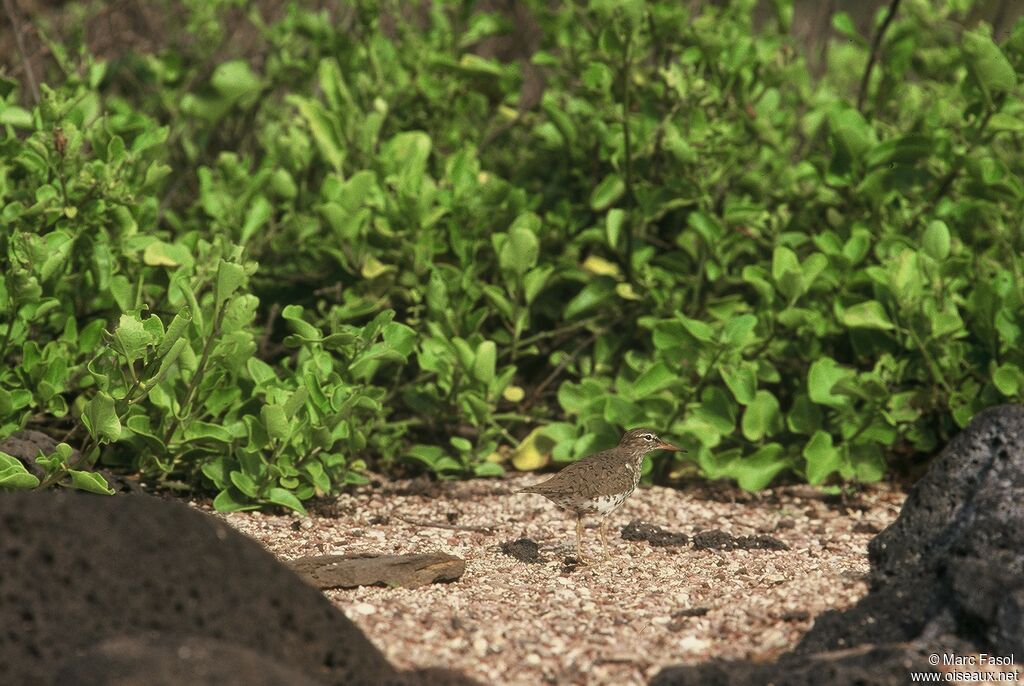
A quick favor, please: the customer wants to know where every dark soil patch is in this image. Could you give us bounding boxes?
[619,520,688,547]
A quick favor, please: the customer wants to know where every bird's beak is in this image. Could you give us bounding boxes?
[657,441,684,453]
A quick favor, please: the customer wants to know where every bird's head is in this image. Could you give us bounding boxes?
[619,428,684,457]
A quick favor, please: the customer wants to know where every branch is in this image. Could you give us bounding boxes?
[857,0,902,114]
[3,0,40,105]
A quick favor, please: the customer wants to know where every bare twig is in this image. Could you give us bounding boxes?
[3,0,41,105]
[393,514,495,533]
[258,302,281,358]
[857,0,902,114]
[521,330,602,412]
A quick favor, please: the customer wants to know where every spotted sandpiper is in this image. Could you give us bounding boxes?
[517,428,683,561]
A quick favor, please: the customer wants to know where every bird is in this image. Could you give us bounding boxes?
[517,428,683,562]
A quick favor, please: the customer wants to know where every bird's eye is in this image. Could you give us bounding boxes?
[645,434,655,442]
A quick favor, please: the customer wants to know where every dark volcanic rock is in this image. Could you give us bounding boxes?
[620,520,688,547]
[797,404,1024,657]
[652,405,1024,685]
[500,537,542,563]
[690,529,788,551]
[0,492,478,686]
[0,429,74,478]
[55,634,324,686]
[652,642,952,686]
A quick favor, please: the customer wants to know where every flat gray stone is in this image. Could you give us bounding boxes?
[290,553,465,589]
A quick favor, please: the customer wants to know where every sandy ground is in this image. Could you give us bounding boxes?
[212,476,906,685]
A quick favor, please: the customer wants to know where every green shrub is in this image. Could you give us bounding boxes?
[1,0,1023,507]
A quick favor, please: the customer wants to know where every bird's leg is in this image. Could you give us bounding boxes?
[599,518,609,558]
[575,513,586,563]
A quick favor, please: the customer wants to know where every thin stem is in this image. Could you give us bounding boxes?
[0,318,13,366]
[903,324,953,396]
[521,330,603,412]
[857,0,902,114]
[162,304,226,446]
[665,346,726,431]
[511,316,601,352]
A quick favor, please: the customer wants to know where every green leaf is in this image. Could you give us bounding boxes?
[473,462,504,477]
[283,387,309,418]
[564,279,615,319]
[0,104,33,128]
[828,107,876,160]
[143,240,193,268]
[82,392,121,443]
[604,396,643,426]
[787,394,822,434]
[68,470,115,495]
[838,300,894,330]
[741,390,782,441]
[590,174,625,211]
[213,487,259,512]
[678,315,715,342]
[851,444,886,482]
[261,404,290,441]
[720,364,756,404]
[247,358,278,385]
[922,220,951,261]
[606,208,626,247]
[155,338,188,383]
[215,260,247,308]
[523,266,554,304]
[211,60,262,103]
[630,362,677,398]
[808,358,854,407]
[734,443,789,491]
[113,314,154,364]
[721,315,758,348]
[989,113,1024,133]
[691,387,737,435]
[0,466,40,490]
[268,487,308,515]
[230,470,259,497]
[473,340,496,384]
[0,452,39,490]
[963,30,1017,97]
[157,308,193,356]
[281,304,322,342]
[804,431,842,485]
[993,363,1022,397]
[499,226,540,276]
[290,97,344,171]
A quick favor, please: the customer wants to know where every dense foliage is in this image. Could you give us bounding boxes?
[1,0,1023,510]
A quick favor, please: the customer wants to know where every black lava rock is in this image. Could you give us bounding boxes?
[620,520,688,547]
[691,529,788,551]
[0,491,478,686]
[652,405,1024,685]
[54,634,324,686]
[500,537,542,563]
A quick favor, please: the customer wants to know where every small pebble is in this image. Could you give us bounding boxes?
[352,602,376,616]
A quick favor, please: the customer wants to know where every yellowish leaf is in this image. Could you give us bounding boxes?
[615,282,641,300]
[582,255,622,279]
[361,256,395,279]
[511,428,556,471]
[502,385,525,402]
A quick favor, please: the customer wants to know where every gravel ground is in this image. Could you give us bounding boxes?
[213,476,906,685]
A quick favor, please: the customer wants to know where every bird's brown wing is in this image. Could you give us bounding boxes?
[517,450,633,499]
